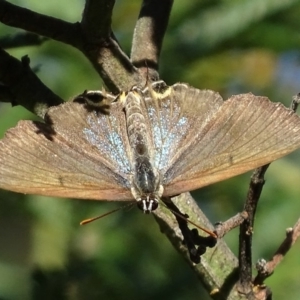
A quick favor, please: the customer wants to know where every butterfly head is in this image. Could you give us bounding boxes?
[131,181,163,214]
[136,195,159,213]
[130,157,164,213]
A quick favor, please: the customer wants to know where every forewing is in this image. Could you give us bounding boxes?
[0,101,133,200]
[161,92,300,196]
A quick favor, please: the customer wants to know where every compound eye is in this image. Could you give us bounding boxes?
[149,200,158,212]
[137,197,159,213]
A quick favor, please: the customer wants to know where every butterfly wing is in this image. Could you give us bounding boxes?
[0,101,133,200]
[143,82,224,171]
[144,83,300,196]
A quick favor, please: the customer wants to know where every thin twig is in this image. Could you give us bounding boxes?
[254,218,300,285]
[238,94,300,296]
[238,165,270,296]
[214,211,248,238]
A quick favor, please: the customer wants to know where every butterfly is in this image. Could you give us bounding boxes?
[1,81,300,213]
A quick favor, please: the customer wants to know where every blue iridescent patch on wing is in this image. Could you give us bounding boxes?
[83,112,132,177]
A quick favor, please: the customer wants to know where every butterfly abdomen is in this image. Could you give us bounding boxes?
[120,88,163,210]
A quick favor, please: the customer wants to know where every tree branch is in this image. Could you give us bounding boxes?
[250,96,300,287]
[0,0,175,94]
[0,32,47,49]
[0,1,80,47]
[80,0,141,91]
[236,93,300,298]
[215,211,248,238]
[0,48,63,118]
[154,193,246,300]
[254,218,300,285]
[0,83,14,103]
[131,0,173,81]
[237,165,269,296]
[0,0,142,92]
[81,36,141,92]
[81,0,115,39]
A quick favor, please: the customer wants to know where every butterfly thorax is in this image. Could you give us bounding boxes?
[120,88,163,213]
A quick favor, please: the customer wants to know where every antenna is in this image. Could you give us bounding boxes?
[161,201,217,239]
[80,202,135,225]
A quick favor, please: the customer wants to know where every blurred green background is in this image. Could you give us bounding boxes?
[1,0,300,299]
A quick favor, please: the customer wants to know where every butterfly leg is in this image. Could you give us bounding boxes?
[162,197,217,263]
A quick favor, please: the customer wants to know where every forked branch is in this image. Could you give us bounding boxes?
[254,218,300,285]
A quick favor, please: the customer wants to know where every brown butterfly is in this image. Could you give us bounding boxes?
[1,81,300,213]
